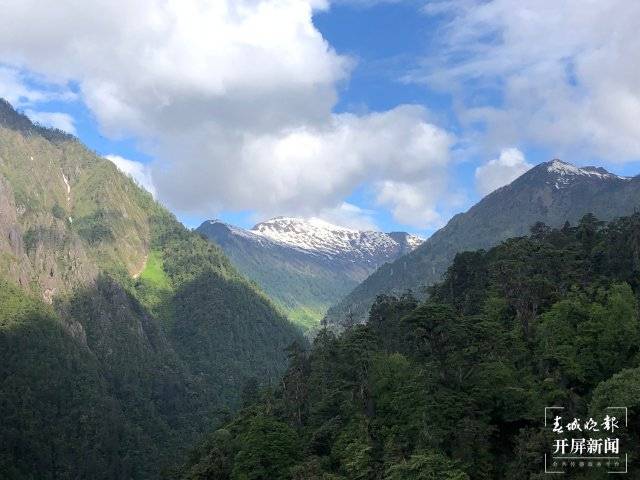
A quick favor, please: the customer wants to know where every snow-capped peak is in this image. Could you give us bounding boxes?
[253,217,357,246]
[391,232,424,250]
[250,217,423,265]
[545,159,630,189]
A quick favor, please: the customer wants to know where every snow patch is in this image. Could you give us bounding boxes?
[405,234,424,250]
[61,173,71,203]
[547,160,630,189]
[249,217,423,265]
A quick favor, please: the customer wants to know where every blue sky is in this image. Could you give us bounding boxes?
[2,0,639,236]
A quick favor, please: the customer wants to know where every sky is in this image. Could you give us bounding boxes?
[1,0,639,236]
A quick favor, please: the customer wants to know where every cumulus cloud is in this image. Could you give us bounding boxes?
[24,109,76,134]
[152,105,452,225]
[106,155,156,198]
[0,0,454,229]
[375,180,442,228]
[313,203,378,231]
[475,148,531,196]
[415,0,640,162]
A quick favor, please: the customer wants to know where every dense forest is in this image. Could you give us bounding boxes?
[177,213,640,479]
[0,221,303,479]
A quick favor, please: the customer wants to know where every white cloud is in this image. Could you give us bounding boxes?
[314,202,378,231]
[415,0,640,162]
[0,0,454,228]
[375,180,443,228]
[475,148,531,196]
[106,155,156,197]
[153,105,451,225]
[24,109,76,134]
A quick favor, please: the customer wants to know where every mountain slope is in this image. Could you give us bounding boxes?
[197,217,422,329]
[0,98,302,479]
[324,159,640,327]
[178,212,640,479]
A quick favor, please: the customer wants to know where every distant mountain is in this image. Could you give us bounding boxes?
[324,159,640,327]
[197,217,422,330]
[0,98,301,479]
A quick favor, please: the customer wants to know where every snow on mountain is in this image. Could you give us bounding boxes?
[546,159,630,189]
[202,216,423,268]
[251,216,423,265]
[197,217,424,328]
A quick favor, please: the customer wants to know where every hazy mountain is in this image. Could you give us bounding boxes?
[197,217,422,329]
[324,159,640,327]
[0,98,302,479]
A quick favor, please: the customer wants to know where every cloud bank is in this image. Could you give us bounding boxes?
[416,0,640,163]
[0,0,454,229]
[475,148,531,195]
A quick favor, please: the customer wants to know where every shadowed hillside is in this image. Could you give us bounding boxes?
[0,98,303,479]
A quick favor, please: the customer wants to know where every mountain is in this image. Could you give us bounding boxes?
[324,159,640,327]
[196,217,422,330]
[0,98,302,479]
[177,212,640,479]
[251,217,422,264]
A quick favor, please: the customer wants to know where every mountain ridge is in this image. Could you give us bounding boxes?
[197,217,423,330]
[0,98,302,479]
[324,158,640,327]
[212,216,423,262]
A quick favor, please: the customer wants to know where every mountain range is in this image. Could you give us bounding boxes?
[324,159,640,327]
[0,98,302,479]
[4,88,640,479]
[197,217,422,330]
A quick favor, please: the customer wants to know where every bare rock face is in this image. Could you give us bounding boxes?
[0,170,98,303]
[0,100,152,302]
[0,173,32,287]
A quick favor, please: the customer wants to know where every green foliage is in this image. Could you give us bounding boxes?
[537,284,639,391]
[51,202,66,220]
[0,103,305,480]
[74,208,117,244]
[140,250,172,289]
[0,281,148,479]
[288,305,328,331]
[2,213,304,480]
[384,452,469,480]
[177,213,640,479]
[231,416,300,480]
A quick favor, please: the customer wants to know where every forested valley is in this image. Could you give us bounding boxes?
[177,213,640,479]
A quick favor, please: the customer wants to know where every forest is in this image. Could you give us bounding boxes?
[176,213,640,479]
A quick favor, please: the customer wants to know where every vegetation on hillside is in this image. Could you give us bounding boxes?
[324,161,640,327]
[196,222,362,331]
[177,213,640,479]
[0,100,304,479]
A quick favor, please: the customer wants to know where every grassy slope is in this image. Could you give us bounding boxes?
[140,250,171,289]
